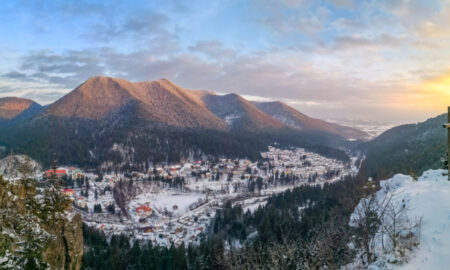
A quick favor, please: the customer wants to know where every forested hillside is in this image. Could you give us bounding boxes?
[82,173,369,269]
[0,77,359,168]
[359,113,446,180]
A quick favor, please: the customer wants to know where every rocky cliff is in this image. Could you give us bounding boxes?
[0,176,83,269]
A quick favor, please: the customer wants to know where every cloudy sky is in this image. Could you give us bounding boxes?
[1,0,449,124]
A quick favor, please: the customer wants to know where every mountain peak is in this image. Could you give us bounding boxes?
[46,76,136,119]
[156,78,172,84]
[82,76,133,90]
[45,76,228,129]
[202,93,284,130]
[258,101,295,109]
[0,97,38,119]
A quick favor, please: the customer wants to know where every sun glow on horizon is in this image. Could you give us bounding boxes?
[420,73,450,109]
[1,0,450,123]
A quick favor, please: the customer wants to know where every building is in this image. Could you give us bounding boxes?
[76,198,87,209]
[69,167,84,179]
[136,204,152,218]
[62,188,75,197]
[45,169,67,178]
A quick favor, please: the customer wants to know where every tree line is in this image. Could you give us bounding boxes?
[82,171,375,269]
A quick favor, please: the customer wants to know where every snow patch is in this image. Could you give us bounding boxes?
[224,114,242,125]
[349,169,450,269]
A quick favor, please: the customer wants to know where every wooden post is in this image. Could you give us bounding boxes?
[444,107,450,180]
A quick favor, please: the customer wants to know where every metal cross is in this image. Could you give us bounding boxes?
[443,107,450,180]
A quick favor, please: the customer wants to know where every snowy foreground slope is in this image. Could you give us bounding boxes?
[348,169,450,270]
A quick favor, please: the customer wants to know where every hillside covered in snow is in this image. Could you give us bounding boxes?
[0,155,41,180]
[347,169,450,269]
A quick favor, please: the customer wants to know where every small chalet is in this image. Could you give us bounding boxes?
[45,169,67,178]
[136,204,152,217]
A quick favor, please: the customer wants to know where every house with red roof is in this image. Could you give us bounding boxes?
[63,188,75,196]
[45,169,67,178]
[136,205,152,217]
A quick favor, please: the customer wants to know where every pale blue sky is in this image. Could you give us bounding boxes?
[1,0,449,123]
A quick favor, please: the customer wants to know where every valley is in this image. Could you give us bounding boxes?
[0,88,447,269]
[1,2,448,268]
[6,146,358,248]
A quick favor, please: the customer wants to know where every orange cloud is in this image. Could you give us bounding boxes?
[373,73,450,119]
[399,71,450,114]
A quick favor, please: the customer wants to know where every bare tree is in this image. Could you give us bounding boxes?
[350,186,394,265]
[351,186,423,266]
[381,197,422,262]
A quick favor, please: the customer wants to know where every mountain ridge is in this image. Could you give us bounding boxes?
[254,101,370,141]
[202,93,285,132]
[0,76,367,167]
[42,76,367,139]
[45,76,227,130]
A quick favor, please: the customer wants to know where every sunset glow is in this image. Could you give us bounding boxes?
[0,0,450,123]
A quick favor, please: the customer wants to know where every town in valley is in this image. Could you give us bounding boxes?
[15,146,360,247]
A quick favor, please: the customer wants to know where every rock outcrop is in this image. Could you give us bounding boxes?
[0,176,83,269]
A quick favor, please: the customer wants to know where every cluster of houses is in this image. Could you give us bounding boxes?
[44,167,90,180]
[133,210,214,246]
[51,146,356,247]
[261,146,352,182]
[129,159,260,182]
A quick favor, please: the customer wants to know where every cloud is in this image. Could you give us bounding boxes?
[2,0,450,123]
[3,40,445,123]
[332,33,404,50]
[189,40,237,59]
[85,11,172,41]
[332,17,364,30]
[2,71,34,81]
[252,0,329,37]
[0,86,16,94]
[7,50,105,88]
[328,0,354,9]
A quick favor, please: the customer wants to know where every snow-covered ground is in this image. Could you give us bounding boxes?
[348,169,450,270]
[129,192,205,218]
[0,154,42,180]
[20,145,356,247]
[239,197,269,213]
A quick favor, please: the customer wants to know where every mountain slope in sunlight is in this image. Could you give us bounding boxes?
[0,76,361,167]
[0,97,39,120]
[254,101,370,141]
